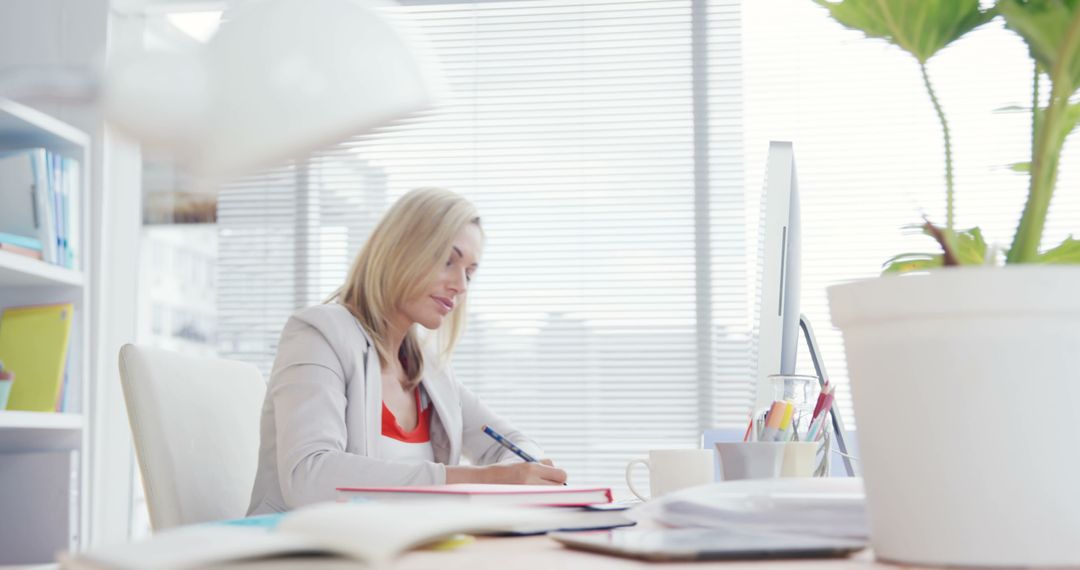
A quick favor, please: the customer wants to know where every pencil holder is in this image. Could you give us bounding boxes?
[714,442,785,480]
[780,442,819,477]
[716,439,830,481]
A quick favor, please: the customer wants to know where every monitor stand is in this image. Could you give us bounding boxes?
[799,314,857,477]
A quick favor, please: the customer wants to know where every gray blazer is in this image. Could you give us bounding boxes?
[247,303,543,514]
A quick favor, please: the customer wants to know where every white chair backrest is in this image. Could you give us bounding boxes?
[118,344,266,530]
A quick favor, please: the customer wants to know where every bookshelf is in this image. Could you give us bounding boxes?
[0,411,83,451]
[0,409,84,430]
[0,98,90,564]
[0,248,86,287]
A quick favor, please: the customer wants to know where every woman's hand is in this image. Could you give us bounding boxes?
[446,460,567,485]
[486,461,567,485]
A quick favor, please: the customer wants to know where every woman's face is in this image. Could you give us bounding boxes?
[400,223,482,330]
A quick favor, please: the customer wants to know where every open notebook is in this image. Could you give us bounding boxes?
[337,484,612,507]
[60,502,630,570]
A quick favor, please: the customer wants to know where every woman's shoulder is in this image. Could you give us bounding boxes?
[292,302,355,324]
[285,303,373,350]
[273,303,371,379]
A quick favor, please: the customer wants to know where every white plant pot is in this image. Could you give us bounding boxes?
[828,266,1080,567]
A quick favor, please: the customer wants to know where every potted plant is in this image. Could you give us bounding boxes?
[816,0,1080,566]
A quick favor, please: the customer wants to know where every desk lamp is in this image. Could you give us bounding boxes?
[103,0,440,177]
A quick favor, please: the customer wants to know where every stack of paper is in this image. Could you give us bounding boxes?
[630,478,868,540]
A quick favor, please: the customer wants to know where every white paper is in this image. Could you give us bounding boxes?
[628,477,868,539]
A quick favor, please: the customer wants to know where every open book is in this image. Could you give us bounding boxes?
[60,502,628,570]
[337,483,612,507]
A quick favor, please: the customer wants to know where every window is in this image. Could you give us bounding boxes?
[207,0,1080,491]
[218,0,748,489]
[742,1,1080,420]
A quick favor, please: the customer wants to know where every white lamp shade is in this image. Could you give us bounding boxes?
[104,0,440,177]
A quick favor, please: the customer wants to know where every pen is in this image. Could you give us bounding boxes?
[806,413,827,442]
[482,425,538,462]
[805,384,835,440]
[811,382,830,420]
[774,401,794,442]
[742,417,754,442]
[806,390,835,441]
[759,401,786,442]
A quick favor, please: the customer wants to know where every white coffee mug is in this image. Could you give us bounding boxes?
[625,449,715,501]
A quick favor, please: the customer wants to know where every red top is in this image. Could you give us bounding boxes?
[381,388,433,443]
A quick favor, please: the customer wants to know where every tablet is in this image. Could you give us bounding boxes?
[550,528,866,562]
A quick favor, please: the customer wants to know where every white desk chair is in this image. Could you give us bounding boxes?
[118,344,266,530]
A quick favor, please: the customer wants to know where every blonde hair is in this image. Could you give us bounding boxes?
[331,188,482,388]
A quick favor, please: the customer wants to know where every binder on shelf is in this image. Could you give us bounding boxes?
[29,149,54,264]
[67,160,80,269]
[0,150,40,243]
[0,235,44,260]
[0,148,80,270]
[0,232,42,250]
[0,303,73,412]
[55,342,75,413]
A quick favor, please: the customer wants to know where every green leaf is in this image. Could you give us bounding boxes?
[882,253,944,274]
[950,226,989,265]
[1002,102,1080,173]
[1003,2,1080,263]
[1036,235,1080,263]
[1058,100,1080,143]
[813,0,994,63]
[999,0,1080,95]
[882,225,991,274]
[1035,101,1080,153]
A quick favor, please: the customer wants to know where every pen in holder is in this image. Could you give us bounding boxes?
[814,428,832,477]
[729,374,843,480]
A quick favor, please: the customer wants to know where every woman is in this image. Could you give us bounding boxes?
[248,188,566,514]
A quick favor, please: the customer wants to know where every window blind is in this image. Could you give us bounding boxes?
[218,160,386,365]
[218,0,750,489]
[214,0,1080,491]
[741,1,1080,423]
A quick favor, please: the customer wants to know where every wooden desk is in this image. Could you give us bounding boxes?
[391,535,892,570]
[36,535,898,569]
[138,537,892,569]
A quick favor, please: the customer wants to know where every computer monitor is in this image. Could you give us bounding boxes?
[749,147,857,476]
[753,141,801,410]
[710,142,856,475]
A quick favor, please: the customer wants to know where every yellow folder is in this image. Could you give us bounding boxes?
[0,303,73,412]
